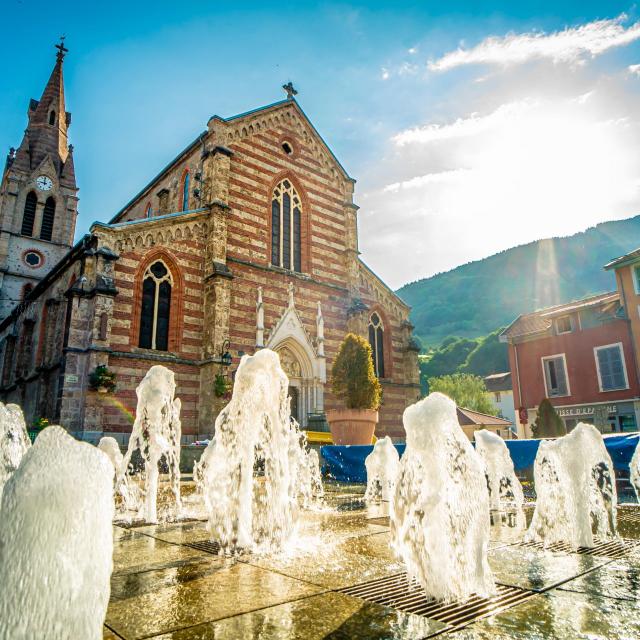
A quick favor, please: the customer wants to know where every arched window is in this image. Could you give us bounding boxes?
[138,260,172,351]
[21,191,37,237]
[368,312,385,378]
[181,171,190,211]
[40,197,56,241]
[21,283,33,300]
[49,110,56,126]
[146,203,153,218]
[271,179,302,272]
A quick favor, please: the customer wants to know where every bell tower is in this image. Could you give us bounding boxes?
[0,39,78,322]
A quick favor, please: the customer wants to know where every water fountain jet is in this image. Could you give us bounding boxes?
[526,422,617,549]
[0,426,114,639]
[391,393,494,602]
[364,436,399,503]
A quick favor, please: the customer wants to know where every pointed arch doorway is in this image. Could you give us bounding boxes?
[274,340,322,428]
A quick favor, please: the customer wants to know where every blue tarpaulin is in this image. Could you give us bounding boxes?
[321,433,640,483]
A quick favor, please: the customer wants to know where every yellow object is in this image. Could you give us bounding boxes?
[304,430,333,445]
[303,431,378,445]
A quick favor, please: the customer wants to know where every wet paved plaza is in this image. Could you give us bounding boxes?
[103,484,640,639]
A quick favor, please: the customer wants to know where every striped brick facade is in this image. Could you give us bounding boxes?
[0,98,420,442]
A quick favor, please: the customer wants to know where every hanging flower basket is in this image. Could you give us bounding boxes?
[89,365,117,393]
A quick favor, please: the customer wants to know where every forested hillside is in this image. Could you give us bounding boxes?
[397,216,640,346]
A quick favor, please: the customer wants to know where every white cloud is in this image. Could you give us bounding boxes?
[381,67,390,80]
[359,90,640,289]
[428,14,640,71]
[628,63,640,75]
[392,100,535,145]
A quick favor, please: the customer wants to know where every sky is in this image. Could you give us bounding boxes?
[3,1,640,289]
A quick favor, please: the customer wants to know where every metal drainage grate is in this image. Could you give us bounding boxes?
[116,517,204,530]
[339,573,533,631]
[336,498,367,512]
[516,537,639,559]
[366,516,391,527]
[183,539,223,555]
[618,506,640,525]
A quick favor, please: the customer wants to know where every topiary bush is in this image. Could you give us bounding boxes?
[331,333,381,410]
[531,398,567,438]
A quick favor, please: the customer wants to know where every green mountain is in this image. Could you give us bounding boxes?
[397,215,640,347]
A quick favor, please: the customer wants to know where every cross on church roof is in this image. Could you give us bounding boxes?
[282,82,298,100]
[55,36,68,61]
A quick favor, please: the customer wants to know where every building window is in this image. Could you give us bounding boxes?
[21,284,33,300]
[146,203,153,218]
[40,197,56,241]
[138,260,172,351]
[368,312,385,378]
[542,354,569,397]
[282,141,293,155]
[21,191,37,237]
[271,179,302,272]
[555,315,572,334]
[634,265,640,295]
[49,110,56,126]
[181,171,190,211]
[2,337,15,386]
[23,251,43,268]
[594,343,629,392]
[17,320,35,378]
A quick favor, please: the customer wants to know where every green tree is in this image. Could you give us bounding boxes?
[531,398,567,438]
[427,374,495,414]
[459,328,509,377]
[331,333,381,410]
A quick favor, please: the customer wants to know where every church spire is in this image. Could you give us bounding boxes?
[12,38,71,175]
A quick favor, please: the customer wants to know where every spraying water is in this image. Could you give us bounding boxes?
[0,426,114,639]
[475,429,524,510]
[119,365,182,523]
[630,438,640,503]
[526,422,617,549]
[98,436,123,471]
[0,402,30,499]
[292,428,324,509]
[202,349,313,553]
[364,436,400,503]
[392,393,494,602]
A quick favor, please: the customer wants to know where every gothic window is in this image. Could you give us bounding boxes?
[17,320,35,378]
[368,312,385,378]
[2,337,15,386]
[271,179,302,272]
[146,203,152,218]
[49,110,56,125]
[181,171,190,211]
[40,197,56,241]
[138,260,173,351]
[21,284,33,300]
[21,191,37,237]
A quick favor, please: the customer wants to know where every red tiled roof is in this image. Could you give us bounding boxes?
[484,372,512,392]
[501,291,619,340]
[457,407,512,427]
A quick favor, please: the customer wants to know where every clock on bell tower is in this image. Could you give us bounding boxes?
[0,39,78,323]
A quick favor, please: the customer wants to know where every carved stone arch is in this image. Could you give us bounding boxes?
[145,233,154,247]
[184,225,192,239]
[174,227,183,240]
[274,339,313,380]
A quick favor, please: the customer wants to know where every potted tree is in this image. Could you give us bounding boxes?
[327,333,381,445]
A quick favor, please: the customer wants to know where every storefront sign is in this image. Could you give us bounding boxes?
[557,405,617,418]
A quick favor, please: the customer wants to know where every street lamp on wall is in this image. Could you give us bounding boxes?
[220,339,232,368]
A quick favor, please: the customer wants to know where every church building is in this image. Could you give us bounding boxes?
[0,45,420,442]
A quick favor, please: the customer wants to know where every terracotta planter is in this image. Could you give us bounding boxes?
[326,408,378,445]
